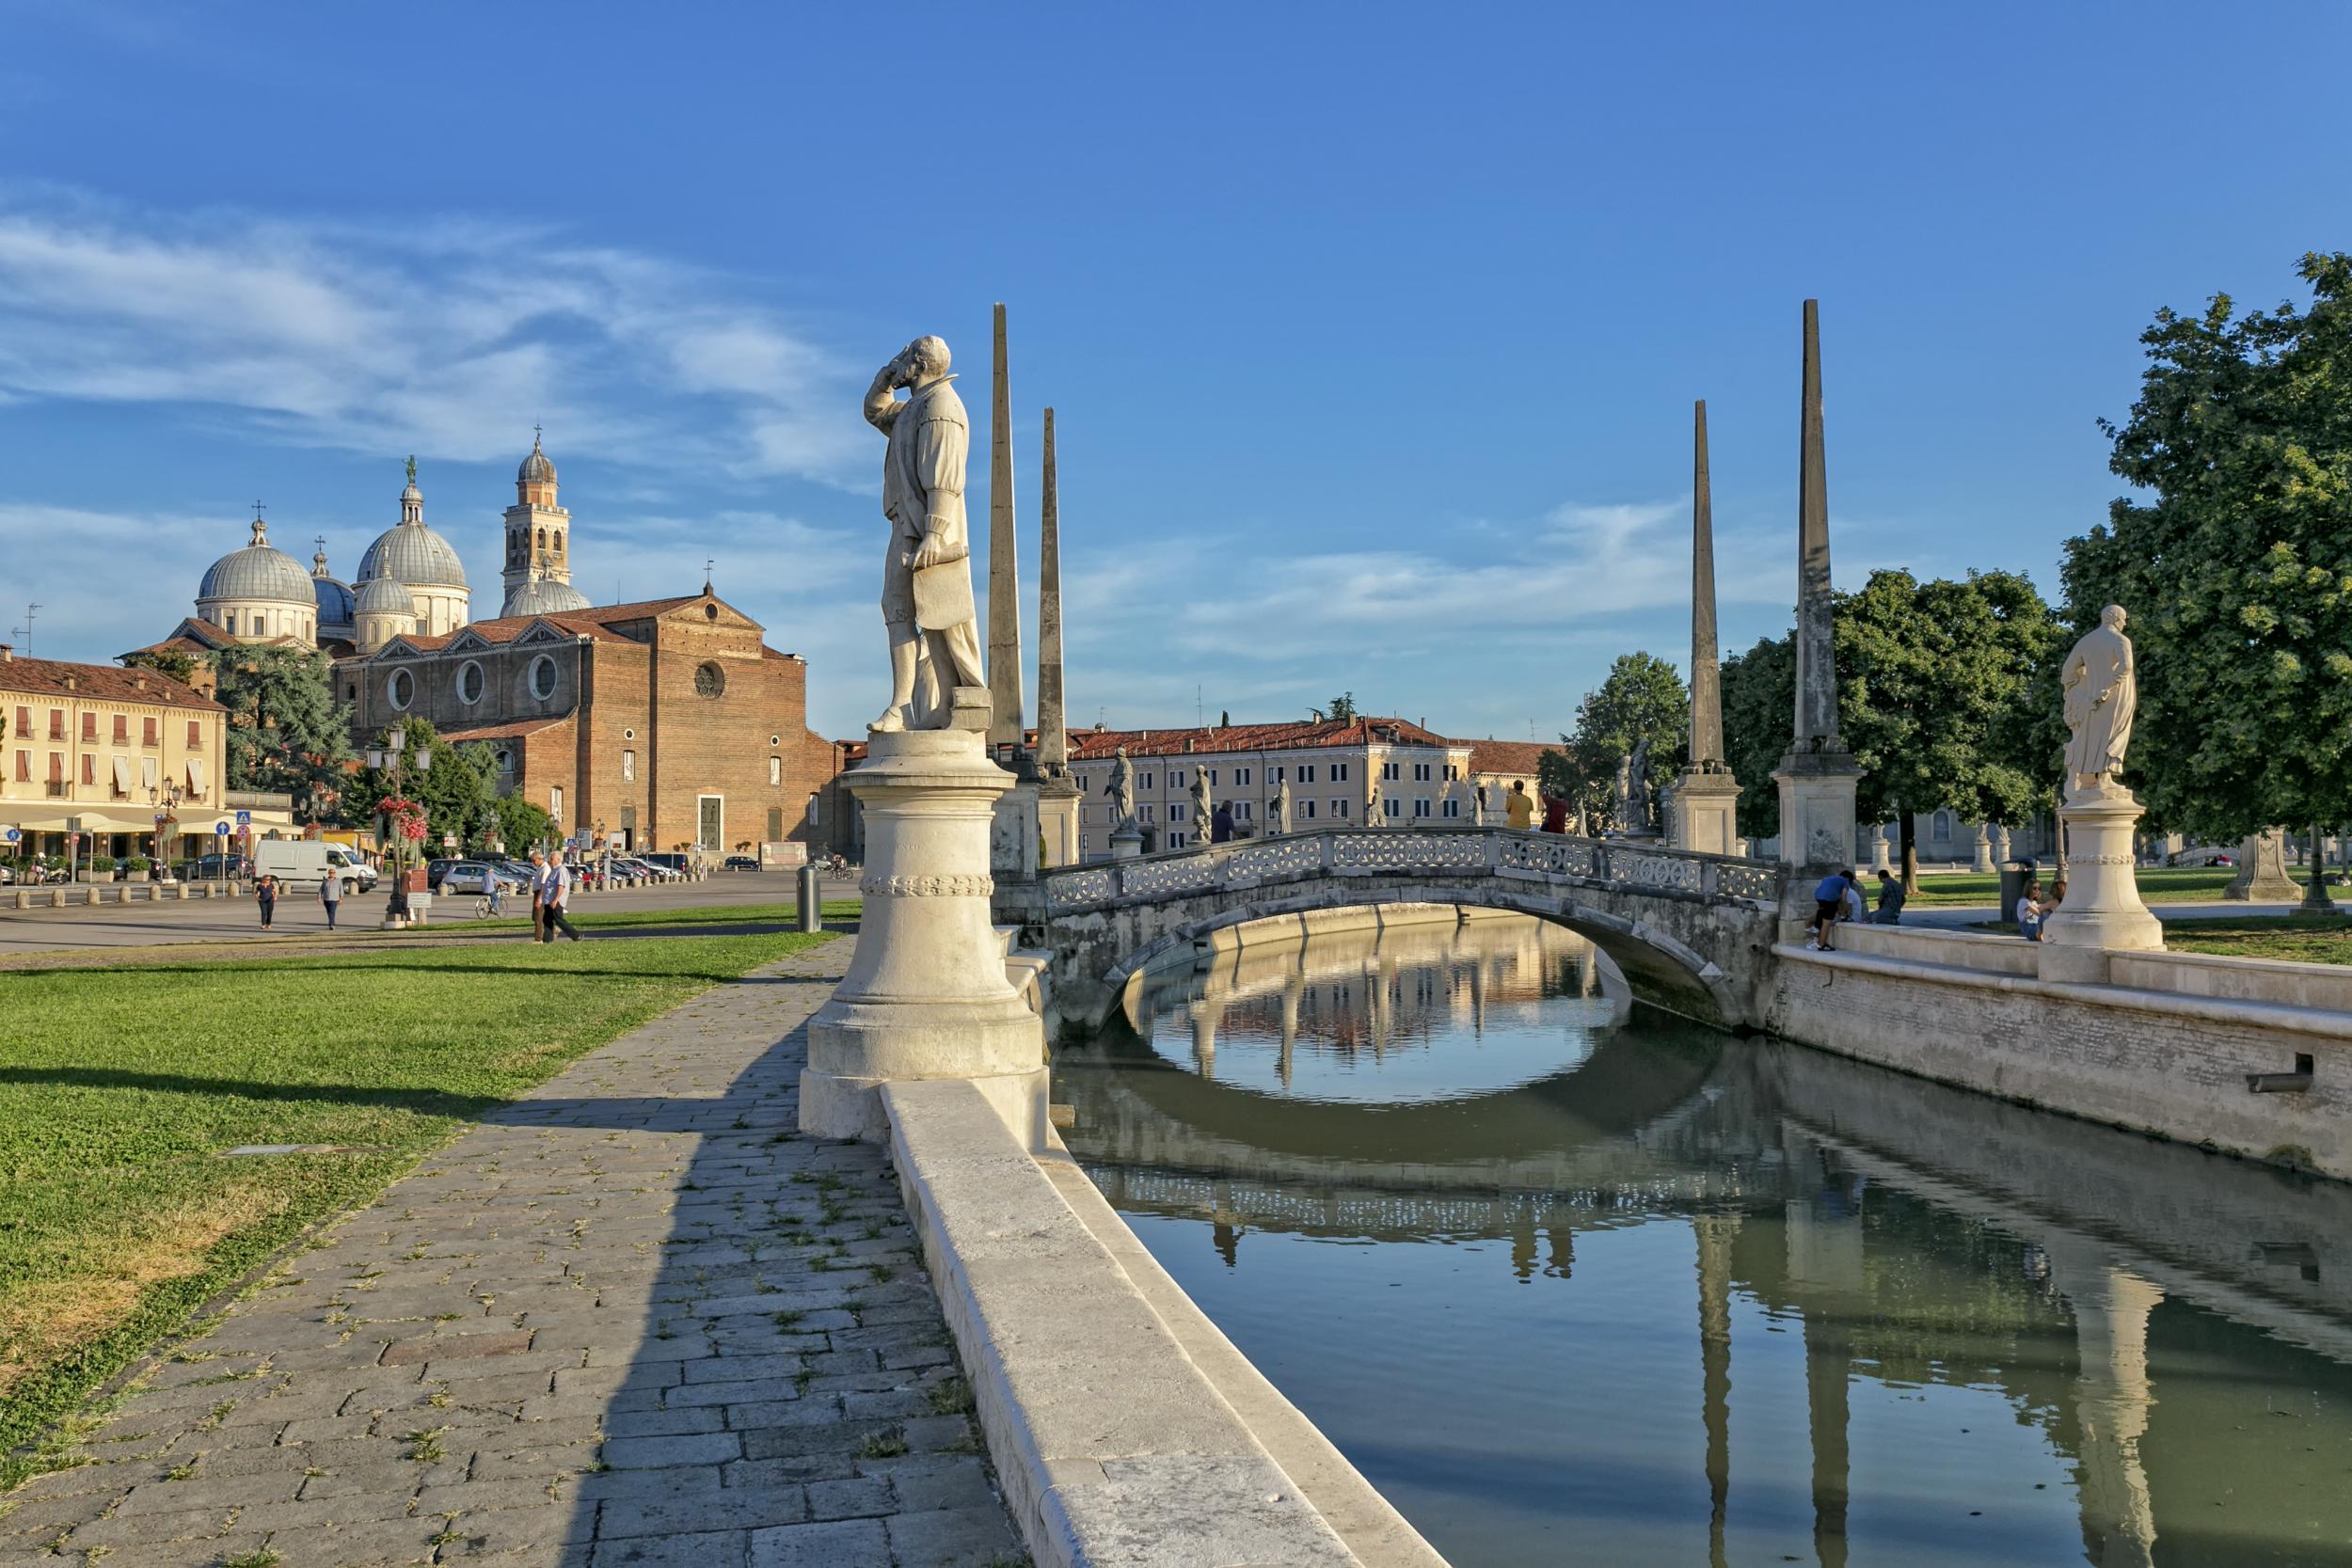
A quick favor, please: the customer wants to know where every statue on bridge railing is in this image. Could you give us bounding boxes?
[1188,768,1214,845]
[1269,777,1291,836]
[1109,746,1138,833]
[1614,738,1654,833]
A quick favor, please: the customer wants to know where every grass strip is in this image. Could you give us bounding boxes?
[425,898,861,934]
[0,927,834,1486]
[1903,865,2243,907]
[2157,912,2352,965]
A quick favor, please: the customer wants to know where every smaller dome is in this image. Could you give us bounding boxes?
[503,577,592,617]
[517,432,556,486]
[358,521,469,590]
[354,576,418,619]
[199,517,315,606]
[313,575,356,626]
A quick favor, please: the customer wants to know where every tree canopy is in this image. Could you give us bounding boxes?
[1558,652,1687,821]
[345,718,496,855]
[2061,251,2352,840]
[209,647,353,819]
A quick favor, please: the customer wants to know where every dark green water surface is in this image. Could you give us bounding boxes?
[1059,912,2352,1568]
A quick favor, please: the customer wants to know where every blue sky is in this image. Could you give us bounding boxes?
[2,2,2344,740]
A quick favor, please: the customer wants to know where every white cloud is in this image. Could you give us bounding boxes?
[0,193,866,483]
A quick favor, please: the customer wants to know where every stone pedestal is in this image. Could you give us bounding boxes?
[1110,825,1141,862]
[1772,744,1861,871]
[1870,825,1893,874]
[1036,777,1080,868]
[1670,767,1741,857]
[1971,827,1994,873]
[801,728,1048,1146]
[2043,789,2163,957]
[2223,829,2300,900]
[990,779,1040,879]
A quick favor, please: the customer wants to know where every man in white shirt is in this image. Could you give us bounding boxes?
[537,852,582,943]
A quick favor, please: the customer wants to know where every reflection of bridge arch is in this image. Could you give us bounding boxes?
[999,827,1787,1031]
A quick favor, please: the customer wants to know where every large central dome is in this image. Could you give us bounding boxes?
[358,517,468,589]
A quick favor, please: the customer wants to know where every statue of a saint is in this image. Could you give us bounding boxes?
[863,336,985,732]
[1108,746,1137,832]
[1626,737,1652,831]
[2061,604,2137,800]
[1270,778,1291,835]
[1366,779,1385,826]
[1189,768,1214,843]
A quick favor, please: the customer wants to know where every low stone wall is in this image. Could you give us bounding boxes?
[882,1078,1448,1568]
[1763,936,2352,1180]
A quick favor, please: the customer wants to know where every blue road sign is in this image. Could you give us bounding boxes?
[215,821,231,836]
[234,810,252,826]
[2,827,19,843]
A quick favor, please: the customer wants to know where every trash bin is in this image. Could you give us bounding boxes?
[796,862,822,933]
[1997,860,2038,917]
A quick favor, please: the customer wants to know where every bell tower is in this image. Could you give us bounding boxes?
[501,427,573,607]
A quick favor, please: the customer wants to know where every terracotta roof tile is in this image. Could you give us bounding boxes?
[0,655,223,712]
[1460,739,1558,778]
[437,716,572,744]
[1066,716,1457,761]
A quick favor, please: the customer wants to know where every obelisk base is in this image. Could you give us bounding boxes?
[1772,743,1860,871]
[1670,767,1742,857]
[2043,788,2163,961]
[1037,776,1081,868]
[802,728,1047,1146]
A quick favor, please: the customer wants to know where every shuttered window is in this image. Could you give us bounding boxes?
[12,706,26,738]
[186,721,200,748]
[13,751,27,782]
[47,711,62,739]
[142,717,158,747]
[81,753,95,785]
[80,712,96,742]
[48,752,63,783]
[113,715,128,744]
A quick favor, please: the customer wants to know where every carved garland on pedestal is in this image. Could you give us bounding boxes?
[859,873,996,898]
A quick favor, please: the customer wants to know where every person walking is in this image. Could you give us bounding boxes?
[537,851,582,943]
[255,873,278,929]
[1504,780,1535,831]
[1872,869,1908,925]
[318,864,342,931]
[1540,791,1569,834]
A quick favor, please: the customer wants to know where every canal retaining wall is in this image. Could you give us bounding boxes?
[882,1076,1450,1568]
[1763,928,2352,1180]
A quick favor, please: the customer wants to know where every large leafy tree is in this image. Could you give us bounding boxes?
[345,718,496,855]
[1720,569,2063,881]
[1560,652,1688,823]
[2061,251,2352,842]
[209,647,354,821]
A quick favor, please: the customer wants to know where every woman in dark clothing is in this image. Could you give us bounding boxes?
[255,873,278,929]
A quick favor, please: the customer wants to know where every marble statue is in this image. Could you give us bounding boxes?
[1189,768,1214,843]
[2061,605,2137,800]
[1108,746,1137,832]
[1366,779,1385,826]
[1616,738,1653,832]
[1270,778,1291,835]
[863,335,986,732]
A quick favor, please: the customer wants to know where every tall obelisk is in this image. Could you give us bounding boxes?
[1034,407,1082,866]
[1772,300,1860,871]
[1673,398,1741,855]
[986,302,1024,757]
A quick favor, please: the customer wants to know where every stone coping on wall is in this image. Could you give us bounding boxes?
[882,1077,1449,1568]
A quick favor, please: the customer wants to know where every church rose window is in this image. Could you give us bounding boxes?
[694,662,725,698]
[529,656,558,701]
[387,669,413,710]
[456,660,485,705]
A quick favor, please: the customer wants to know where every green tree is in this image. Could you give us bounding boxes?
[210,647,353,819]
[1327,692,1358,723]
[1721,569,2063,882]
[483,790,556,857]
[346,718,495,855]
[2061,251,2352,842]
[121,648,199,687]
[1564,652,1687,823]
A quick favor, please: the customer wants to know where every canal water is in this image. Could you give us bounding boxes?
[1057,909,2352,1568]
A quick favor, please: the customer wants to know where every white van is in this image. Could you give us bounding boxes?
[254,840,378,895]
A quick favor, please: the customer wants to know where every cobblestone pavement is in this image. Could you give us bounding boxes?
[0,937,1025,1568]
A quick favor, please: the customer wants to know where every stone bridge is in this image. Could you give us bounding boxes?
[994,826,1788,1032]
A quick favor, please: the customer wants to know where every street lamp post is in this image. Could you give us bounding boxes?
[147,780,184,882]
[365,726,432,922]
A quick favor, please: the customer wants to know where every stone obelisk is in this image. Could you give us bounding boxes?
[1673,399,1741,856]
[986,303,1024,755]
[1772,300,1861,873]
[984,304,1039,878]
[1034,408,1082,866]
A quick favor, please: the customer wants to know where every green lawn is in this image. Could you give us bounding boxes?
[0,925,834,1484]
[1905,865,2248,906]
[427,898,860,934]
[2159,913,2352,965]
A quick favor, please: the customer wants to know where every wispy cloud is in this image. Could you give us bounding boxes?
[0,191,865,483]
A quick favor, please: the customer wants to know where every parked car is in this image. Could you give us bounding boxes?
[723,854,759,871]
[188,852,254,880]
[640,853,691,879]
[255,840,378,895]
[436,861,532,895]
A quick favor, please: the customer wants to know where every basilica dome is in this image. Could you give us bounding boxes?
[353,574,419,618]
[501,576,593,618]
[199,519,314,605]
[312,573,356,626]
[358,516,469,590]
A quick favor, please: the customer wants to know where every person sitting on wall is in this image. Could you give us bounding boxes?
[1873,868,1908,925]
[1808,869,1851,951]
[2016,879,2046,941]
[1840,869,1866,927]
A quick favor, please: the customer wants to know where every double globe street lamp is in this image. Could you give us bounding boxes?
[364,726,431,922]
[147,779,183,882]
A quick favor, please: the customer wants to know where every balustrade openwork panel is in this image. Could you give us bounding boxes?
[1498,834,1599,879]
[1606,850,1703,894]
[1329,831,1489,872]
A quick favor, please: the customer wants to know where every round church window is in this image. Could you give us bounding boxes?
[694,662,725,698]
[529,656,559,702]
[387,669,413,711]
[456,660,485,705]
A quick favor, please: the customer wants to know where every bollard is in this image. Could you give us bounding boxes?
[796,862,822,933]
[12,889,24,911]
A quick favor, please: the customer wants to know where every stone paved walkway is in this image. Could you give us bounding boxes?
[0,937,1025,1568]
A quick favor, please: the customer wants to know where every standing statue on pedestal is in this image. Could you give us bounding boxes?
[1615,738,1653,832]
[1108,746,1137,833]
[1269,778,1291,836]
[1366,779,1385,826]
[2061,604,2137,799]
[1188,768,1214,846]
[864,336,986,732]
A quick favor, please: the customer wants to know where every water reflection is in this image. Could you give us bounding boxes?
[1060,910,2352,1568]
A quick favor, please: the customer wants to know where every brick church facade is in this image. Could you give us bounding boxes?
[342,590,842,857]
